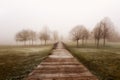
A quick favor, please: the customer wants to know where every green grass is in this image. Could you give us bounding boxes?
[66,42,120,80]
[0,45,53,80]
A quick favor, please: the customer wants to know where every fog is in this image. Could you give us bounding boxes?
[0,0,120,45]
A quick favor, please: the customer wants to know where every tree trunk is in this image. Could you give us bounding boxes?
[95,39,96,45]
[97,39,99,48]
[32,40,33,46]
[85,39,87,47]
[16,41,18,46]
[29,40,31,46]
[77,40,79,47]
[41,40,42,45]
[103,37,106,47]
[82,38,85,47]
[103,26,106,47]
[24,41,26,46]
[45,40,47,45]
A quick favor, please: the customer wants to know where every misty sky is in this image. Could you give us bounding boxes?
[0,0,120,45]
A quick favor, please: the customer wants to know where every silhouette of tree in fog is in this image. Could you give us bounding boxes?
[39,27,50,45]
[70,25,89,47]
[52,30,59,42]
[81,26,89,46]
[15,30,30,45]
[93,23,103,48]
[28,30,36,45]
[39,32,44,45]
[93,17,117,47]
[70,25,82,47]
[100,17,117,46]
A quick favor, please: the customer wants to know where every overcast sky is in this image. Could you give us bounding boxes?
[0,0,120,44]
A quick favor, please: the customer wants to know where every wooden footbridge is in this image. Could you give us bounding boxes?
[26,42,98,80]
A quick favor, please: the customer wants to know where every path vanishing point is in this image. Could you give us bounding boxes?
[26,42,98,80]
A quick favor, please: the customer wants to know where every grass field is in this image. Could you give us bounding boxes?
[66,41,120,80]
[0,45,53,80]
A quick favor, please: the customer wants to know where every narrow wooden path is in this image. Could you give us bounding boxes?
[26,42,98,80]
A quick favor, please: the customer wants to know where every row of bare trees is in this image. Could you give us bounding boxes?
[70,25,89,47]
[15,27,59,46]
[70,17,118,48]
[15,30,36,45]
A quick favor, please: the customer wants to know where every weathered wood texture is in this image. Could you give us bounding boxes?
[26,42,98,80]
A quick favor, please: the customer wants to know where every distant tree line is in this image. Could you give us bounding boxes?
[70,17,119,48]
[15,27,59,46]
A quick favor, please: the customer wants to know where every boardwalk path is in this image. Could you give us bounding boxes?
[26,42,98,80]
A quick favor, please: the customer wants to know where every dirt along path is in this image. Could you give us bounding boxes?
[26,42,98,80]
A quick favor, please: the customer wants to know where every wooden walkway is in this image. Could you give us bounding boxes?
[26,42,98,80]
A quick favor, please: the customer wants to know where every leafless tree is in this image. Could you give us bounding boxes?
[70,25,83,47]
[39,32,44,45]
[40,27,50,45]
[81,26,89,46]
[52,30,59,42]
[70,25,89,47]
[100,17,118,46]
[28,30,36,45]
[15,30,30,46]
[93,23,103,48]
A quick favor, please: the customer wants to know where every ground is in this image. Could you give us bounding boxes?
[0,41,120,80]
[0,45,52,80]
[66,41,120,80]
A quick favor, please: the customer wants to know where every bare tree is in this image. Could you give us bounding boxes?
[93,23,103,48]
[101,17,117,46]
[81,26,89,46]
[70,25,83,47]
[15,30,30,46]
[39,32,44,45]
[28,30,36,45]
[70,25,89,47]
[52,30,59,43]
[40,27,50,45]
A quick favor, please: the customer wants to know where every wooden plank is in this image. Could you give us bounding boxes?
[25,42,98,80]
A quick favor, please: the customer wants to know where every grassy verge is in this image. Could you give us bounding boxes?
[0,45,53,80]
[65,42,120,80]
